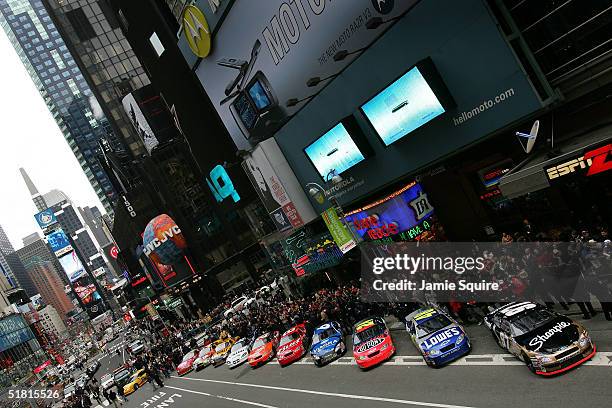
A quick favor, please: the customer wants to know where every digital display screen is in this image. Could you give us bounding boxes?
[58,251,87,283]
[47,230,71,254]
[248,80,271,110]
[73,282,101,304]
[233,93,258,129]
[304,122,365,179]
[361,66,446,146]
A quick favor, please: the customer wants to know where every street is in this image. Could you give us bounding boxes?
[93,314,612,408]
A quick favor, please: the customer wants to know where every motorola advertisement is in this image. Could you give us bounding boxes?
[181,0,420,148]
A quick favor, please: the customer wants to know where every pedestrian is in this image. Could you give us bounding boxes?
[107,389,122,408]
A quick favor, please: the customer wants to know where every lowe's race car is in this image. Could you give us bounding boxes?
[310,321,346,366]
[485,302,595,376]
[405,307,470,367]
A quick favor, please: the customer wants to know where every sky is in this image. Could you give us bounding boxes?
[0,29,105,250]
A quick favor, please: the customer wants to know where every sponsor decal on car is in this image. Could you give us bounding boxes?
[421,328,461,349]
[356,337,384,353]
[528,321,571,351]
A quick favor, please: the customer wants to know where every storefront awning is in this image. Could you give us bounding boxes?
[499,126,612,198]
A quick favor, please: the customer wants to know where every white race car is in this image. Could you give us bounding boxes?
[226,339,251,369]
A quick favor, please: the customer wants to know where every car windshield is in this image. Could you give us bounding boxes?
[509,308,557,336]
[280,331,300,346]
[415,315,452,337]
[232,298,245,307]
[199,347,211,357]
[130,371,141,381]
[252,336,267,349]
[64,385,75,393]
[114,369,129,379]
[130,341,141,348]
[231,342,244,352]
[353,324,384,345]
[182,351,195,361]
[312,327,337,344]
[215,343,227,352]
[101,374,111,382]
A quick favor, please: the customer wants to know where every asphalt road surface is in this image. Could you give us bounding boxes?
[104,315,612,408]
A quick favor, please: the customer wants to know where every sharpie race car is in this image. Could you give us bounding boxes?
[277,323,310,366]
[193,345,214,371]
[405,307,470,367]
[352,317,395,369]
[211,338,237,367]
[310,321,346,366]
[485,302,595,376]
[248,331,280,368]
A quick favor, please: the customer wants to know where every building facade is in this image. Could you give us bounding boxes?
[38,304,67,338]
[22,257,74,319]
[0,225,35,296]
[0,0,118,213]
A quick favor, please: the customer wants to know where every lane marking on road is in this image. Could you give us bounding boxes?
[283,352,612,367]
[165,385,279,408]
[170,377,477,408]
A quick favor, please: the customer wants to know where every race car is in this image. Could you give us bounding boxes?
[122,369,147,396]
[176,350,198,375]
[226,338,251,369]
[405,307,471,367]
[248,331,280,368]
[484,302,596,376]
[277,323,310,366]
[310,321,346,366]
[352,316,395,369]
[211,338,236,367]
[193,345,214,371]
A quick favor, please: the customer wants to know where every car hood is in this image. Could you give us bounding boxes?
[278,338,304,354]
[177,360,193,369]
[353,334,390,355]
[418,325,464,351]
[515,316,580,353]
[229,347,249,358]
[311,335,342,355]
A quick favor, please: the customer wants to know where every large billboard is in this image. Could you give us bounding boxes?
[47,230,72,257]
[34,209,57,229]
[0,315,34,353]
[180,0,419,148]
[58,250,87,283]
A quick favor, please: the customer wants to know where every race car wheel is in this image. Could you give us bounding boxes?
[133,384,138,391]
[314,360,322,367]
[522,353,536,373]
[494,333,504,349]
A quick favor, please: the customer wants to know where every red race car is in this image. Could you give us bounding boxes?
[176,349,198,376]
[277,323,310,367]
[248,331,280,368]
[352,317,395,369]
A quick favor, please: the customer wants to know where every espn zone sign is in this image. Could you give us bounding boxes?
[546,144,611,180]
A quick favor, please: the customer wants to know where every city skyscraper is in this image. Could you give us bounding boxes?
[0,225,35,296]
[42,0,150,159]
[22,257,73,319]
[0,0,118,213]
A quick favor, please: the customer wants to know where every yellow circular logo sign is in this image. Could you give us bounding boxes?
[182,5,212,58]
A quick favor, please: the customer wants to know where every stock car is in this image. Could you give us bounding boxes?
[194,345,214,371]
[405,307,471,367]
[484,302,596,376]
[211,338,237,367]
[176,350,199,375]
[226,338,252,368]
[123,369,148,395]
[277,323,310,366]
[310,321,346,366]
[248,331,280,367]
[352,317,395,369]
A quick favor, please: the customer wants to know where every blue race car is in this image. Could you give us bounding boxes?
[405,307,471,367]
[310,321,346,366]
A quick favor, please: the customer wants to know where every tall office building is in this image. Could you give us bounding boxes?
[42,0,150,159]
[0,225,35,296]
[0,0,118,213]
[22,257,73,319]
[17,232,69,287]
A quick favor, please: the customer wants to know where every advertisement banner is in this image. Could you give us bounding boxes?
[243,148,303,232]
[47,230,72,257]
[58,251,87,283]
[321,207,356,253]
[34,209,57,229]
[182,0,419,147]
[122,89,161,154]
[0,315,34,353]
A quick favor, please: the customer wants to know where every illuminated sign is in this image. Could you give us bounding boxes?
[47,230,72,257]
[122,195,136,218]
[34,209,57,229]
[109,246,119,259]
[183,4,212,58]
[143,225,182,256]
[131,276,148,287]
[546,143,611,180]
[345,182,434,242]
[206,164,240,203]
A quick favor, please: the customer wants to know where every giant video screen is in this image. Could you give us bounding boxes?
[304,122,365,180]
[360,62,449,146]
[58,250,87,283]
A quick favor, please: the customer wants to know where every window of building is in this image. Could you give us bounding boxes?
[149,32,165,57]
[66,8,96,41]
